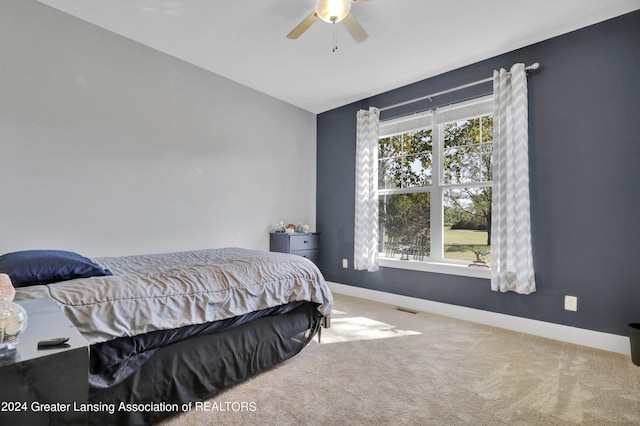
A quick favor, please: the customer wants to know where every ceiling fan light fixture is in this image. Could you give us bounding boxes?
[315,0,352,23]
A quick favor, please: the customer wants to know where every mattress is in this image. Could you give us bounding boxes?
[15,247,333,345]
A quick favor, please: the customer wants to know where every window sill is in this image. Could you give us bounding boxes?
[378,257,491,279]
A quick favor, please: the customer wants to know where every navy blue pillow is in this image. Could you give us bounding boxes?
[0,250,112,287]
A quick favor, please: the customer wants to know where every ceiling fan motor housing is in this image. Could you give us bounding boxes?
[315,0,352,23]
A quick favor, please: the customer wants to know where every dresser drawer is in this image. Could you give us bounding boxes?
[289,234,319,251]
[291,249,318,264]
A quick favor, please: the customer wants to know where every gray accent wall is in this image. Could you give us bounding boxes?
[1,0,317,257]
[316,10,640,336]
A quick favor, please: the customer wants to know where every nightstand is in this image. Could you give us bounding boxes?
[270,232,319,265]
[0,298,89,425]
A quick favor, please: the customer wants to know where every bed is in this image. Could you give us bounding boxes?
[4,247,332,425]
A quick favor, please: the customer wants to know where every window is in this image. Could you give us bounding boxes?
[378,96,493,275]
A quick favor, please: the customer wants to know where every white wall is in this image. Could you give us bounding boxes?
[0,0,317,257]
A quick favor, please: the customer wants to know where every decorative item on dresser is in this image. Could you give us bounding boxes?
[270,232,320,266]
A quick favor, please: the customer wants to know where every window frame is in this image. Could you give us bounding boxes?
[377,95,494,279]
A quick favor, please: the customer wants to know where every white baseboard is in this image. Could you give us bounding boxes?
[328,282,631,356]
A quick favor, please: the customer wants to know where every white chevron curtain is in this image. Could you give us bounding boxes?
[354,107,380,272]
[491,63,536,294]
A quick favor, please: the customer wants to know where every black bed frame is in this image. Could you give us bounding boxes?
[88,302,322,425]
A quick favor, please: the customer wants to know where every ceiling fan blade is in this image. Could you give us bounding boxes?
[342,13,368,43]
[286,11,319,39]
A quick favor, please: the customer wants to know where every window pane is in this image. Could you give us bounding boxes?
[379,157,402,189]
[443,116,492,185]
[405,153,432,187]
[443,143,492,184]
[379,135,402,159]
[443,187,491,262]
[481,116,493,142]
[405,129,432,155]
[444,117,493,146]
[379,193,431,259]
[378,129,432,189]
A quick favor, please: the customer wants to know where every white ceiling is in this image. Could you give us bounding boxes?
[37,0,640,114]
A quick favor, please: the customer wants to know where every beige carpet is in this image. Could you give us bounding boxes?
[162,293,640,425]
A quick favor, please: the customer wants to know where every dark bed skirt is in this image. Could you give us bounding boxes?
[88,302,322,425]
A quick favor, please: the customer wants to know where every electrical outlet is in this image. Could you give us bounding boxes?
[564,295,578,312]
[342,259,348,269]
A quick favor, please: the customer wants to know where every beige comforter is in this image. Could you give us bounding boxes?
[15,248,333,345]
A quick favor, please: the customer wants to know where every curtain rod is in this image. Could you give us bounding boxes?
[378,62,540,113]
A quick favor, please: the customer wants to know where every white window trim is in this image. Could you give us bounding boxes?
[379,257,491,279]
[377,95,493,277]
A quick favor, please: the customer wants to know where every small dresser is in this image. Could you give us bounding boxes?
[269,232,319,266]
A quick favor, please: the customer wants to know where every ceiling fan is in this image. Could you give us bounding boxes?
[286,0,370,48]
